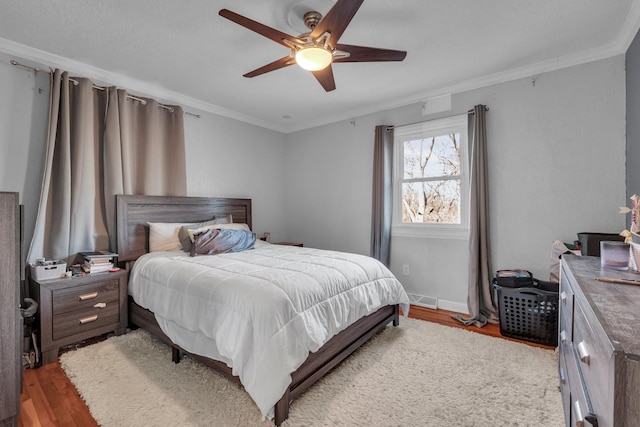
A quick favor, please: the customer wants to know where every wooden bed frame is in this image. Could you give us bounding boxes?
[116,194,400,425]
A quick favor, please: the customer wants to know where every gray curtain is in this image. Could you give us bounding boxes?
[370,125,394,266]
[104,88,186,251]
[28,70,186,262]
[454,105,498,327]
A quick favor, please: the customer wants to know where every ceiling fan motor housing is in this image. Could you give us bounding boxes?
[303,11,322,30]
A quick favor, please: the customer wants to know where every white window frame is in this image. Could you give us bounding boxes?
[392,114,469,239]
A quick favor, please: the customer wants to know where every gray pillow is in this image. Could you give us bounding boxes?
[178,214,232,251]
[190,228,256,256]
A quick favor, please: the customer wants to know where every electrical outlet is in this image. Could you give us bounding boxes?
[402,264,410,275]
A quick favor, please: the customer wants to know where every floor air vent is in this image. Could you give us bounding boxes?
[407,293,438,309]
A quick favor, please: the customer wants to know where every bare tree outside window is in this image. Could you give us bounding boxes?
[393,115,468,237]
[401,133,461,224]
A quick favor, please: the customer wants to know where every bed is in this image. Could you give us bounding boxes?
[116,194,409,425]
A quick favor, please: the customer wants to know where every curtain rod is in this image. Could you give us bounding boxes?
[467,106,490,114]
[385,105,490,132]
[10,59,201,118]
[10,59,40,73]
[67,77,182,114]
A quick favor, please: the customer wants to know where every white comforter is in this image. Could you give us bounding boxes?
[128,241,409,419]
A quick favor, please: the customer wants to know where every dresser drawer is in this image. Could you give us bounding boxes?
[565,344,597,427]
[52,301,120,340]
[558,272,572,351]
[559,312,571,352]
[572,301,614,422]
[558,343,571,426]
[559,271,574,339]
[52,278,120,315]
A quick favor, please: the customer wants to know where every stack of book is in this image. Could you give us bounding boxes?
[80,251,118,274]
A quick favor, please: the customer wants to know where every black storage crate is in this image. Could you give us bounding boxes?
[493,280,559,346]
[495,269,534,288]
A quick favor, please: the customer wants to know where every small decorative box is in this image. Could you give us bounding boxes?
[31,260,67,281]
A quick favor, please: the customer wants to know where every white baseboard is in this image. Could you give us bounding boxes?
[407,293,469,315]
[437,299,468,315]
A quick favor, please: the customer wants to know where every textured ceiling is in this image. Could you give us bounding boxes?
[0,0,639,132]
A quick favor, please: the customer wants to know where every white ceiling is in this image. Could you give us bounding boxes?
[1,0,639,133]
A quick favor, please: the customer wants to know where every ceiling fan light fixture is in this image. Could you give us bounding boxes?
[295,46,332,71]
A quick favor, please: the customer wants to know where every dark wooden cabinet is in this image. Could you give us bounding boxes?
[559,256,640,426]
[0,192,21,427]
[30,271,128,365]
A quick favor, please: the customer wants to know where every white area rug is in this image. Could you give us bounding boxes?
[59,318,564,426]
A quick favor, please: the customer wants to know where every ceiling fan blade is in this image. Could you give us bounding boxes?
[243,56,296,78]
[219,9,300,48]
[334,44,407,62]
[310,0,365,47]
[311,65,336,92]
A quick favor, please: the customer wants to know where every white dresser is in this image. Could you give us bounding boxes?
[559,256,640,427]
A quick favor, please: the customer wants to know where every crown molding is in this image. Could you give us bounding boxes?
[618,0,640,52]
[284,41,625,133]
[3,0,640,136]
[0,37,288,133]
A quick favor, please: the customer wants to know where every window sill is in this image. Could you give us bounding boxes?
[391,225,469,240]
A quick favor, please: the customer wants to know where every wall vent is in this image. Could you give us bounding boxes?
[407,293,438,309]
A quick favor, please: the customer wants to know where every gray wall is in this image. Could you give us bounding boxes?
[183,108,287,241]
[627,31,640,207]
[284,56,626,312]
[0,52,628,313]
[0,57,49,253]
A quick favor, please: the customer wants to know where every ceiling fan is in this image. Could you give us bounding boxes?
[218,0,407,92]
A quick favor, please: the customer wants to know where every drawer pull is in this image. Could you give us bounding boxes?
[559,367,566,385]
[577,341,590,365]
[79,315,98,325]
[78,291,99,301]
[573,400,584,427]
[93,302,107,309]
[560,330,568,345]
[560,291,567,304]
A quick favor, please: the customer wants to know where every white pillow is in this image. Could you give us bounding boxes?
[186,223,251,243]
[148,222,189,252]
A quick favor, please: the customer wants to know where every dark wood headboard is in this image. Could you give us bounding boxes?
[116,195,252,262]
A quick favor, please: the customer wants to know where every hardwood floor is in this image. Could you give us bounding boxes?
[19,362,99,427]
[18,306,555,426]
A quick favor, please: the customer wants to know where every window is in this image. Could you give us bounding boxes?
[392,114,469,239]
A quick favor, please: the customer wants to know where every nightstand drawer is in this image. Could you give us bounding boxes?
[52,279,120,315]
[52,302,120,340]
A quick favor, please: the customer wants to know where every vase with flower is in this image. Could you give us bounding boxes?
[619,194,640,243]
[620,194,640,270]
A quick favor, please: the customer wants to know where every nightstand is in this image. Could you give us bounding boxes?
[273,242,303,247]
[29,270,128,365]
